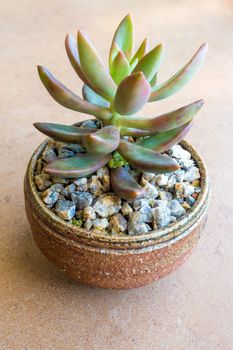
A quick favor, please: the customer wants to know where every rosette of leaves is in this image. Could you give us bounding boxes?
[34,14,207,202]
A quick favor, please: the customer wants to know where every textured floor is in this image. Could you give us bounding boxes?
[0,1,232,349]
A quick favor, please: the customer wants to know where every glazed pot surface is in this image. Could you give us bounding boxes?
[24,140,210,289]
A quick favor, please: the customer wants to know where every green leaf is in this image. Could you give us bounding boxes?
[120,127,155,137]
[109,42,120,66]
[83,126,120,155]
[119,100,204,132]
[133,44,163,82]
[130,58,138,72]
[82,84,109,108]
[118,140,179,173]
[110,50,130,85]
[78,31,117,101]
[37,66,112,121]
[114,72,151,115]
[136,121,192,152]
[130,38,148,67]
[111,167,145,202]
[65,34,90,85]
[150,73,157,87]
[45,153,111,178]
[149,43,208,101]
[34,122,95,144]
[109,14,134,64]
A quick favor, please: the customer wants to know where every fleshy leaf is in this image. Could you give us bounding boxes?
[109,42,120,66]
[45,153,111,178]
[118,140,179,173]
[110,50,130,85]
[149,43,208,101]
[130,38,148,68]
[120,127,156,137]
[111,167,145,202]
[34,122,95,144]
[137,122,192,152]
[150,73,157,87]
[119,100,204,132]
[114,72,151,115]
[83,126,120,155]
[65,34,90,85]
[37,66,112,121]
[133,44,163,82]
[82,84,109,108]
[78,31,117,101]
[109,14,134,64]
[130,58,138,72]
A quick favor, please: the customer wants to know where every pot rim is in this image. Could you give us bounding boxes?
[26,139,210,247]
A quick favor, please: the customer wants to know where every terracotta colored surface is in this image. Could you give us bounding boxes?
[0,0,232,348]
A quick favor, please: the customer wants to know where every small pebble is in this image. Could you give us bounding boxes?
[128,212,151,235]
[184,166,200,182]
[92,218,109,230]
[62,183,76,198]
[52,177,69,185]
[169,199,186,218]
[110,213,127,233]
[178,158,195,170]
[192,192,199,200]
[76,209,83,219]
[152,205,171,228]
[156,174,168,186]
[80,119,98,129]
[133,198,149,211]
[159,191,173,201]
[71,192,93,209]
[50,183,64,193]
[139,205,153,223]
[182,202,191,210]
[166,175,177,189]
[84,219,93,230]
[169,145,191,160]
[42,146,57,163]
[141,178,158,199]
[186,196,196,206]
[40,188,59,206]
[121,202,133,216]
[57,148,75,159]
[74,178,88,192]
[101,175,111,192]
[83,206,96,220]
[55,199,76,220]
[141,172,155,182]
[34,174,51,191]
[88,176,103,196]
[192,180,201,187]
[93,194,121,218]
[96,166,109,179]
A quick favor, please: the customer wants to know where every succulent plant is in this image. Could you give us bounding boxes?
[34,14,207,202]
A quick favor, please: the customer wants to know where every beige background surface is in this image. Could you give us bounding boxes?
[0,0,233,349]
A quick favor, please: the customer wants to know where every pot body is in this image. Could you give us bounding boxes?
[24,140,210,289]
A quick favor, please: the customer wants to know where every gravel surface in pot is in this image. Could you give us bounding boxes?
[34,120,202,236]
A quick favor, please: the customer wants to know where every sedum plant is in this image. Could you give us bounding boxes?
[34,14,207,202]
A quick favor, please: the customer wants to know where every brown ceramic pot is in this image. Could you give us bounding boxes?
[24,139,210,289]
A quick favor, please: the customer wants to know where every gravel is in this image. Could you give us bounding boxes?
[55,200,76,220]
[35,138,202,236]
[71,192,93,209]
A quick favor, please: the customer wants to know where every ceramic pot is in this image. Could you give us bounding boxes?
[24,139,210,289]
